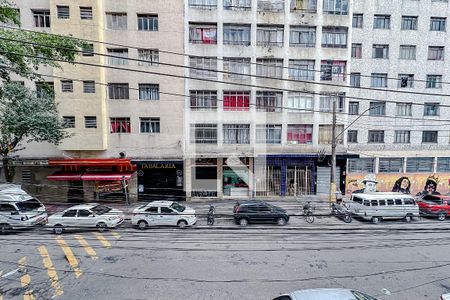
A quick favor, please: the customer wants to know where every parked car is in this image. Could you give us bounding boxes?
[131,201,196,229]
[47,204,124,234]
[233,200,289,226]
[272,288,378,300]
[417,194,450,221]
[441,293,450,300]
[0,184,47,234]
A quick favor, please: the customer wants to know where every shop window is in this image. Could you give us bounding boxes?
[223,167,249,196]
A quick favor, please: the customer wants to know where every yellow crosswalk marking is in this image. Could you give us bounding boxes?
[93,232,112,248]
[74,235,98,260]
[18,257,35,300]
[110,231,121,240]
[37,246,63,297]
[56,237,82,278]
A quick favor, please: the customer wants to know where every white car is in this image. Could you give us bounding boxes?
[47,204,124,234]
[272,288,378,300]
[442,294,450,300]
[131,201,196,229]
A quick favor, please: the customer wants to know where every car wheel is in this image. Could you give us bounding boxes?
[53,225,64,235]
[372,216,381,224]
[239,218,248,226]
[277,217,287,226]
[0,223,11,235]
[97,222,107,232]
[438,212,446,221]
[343,214,352,223]
[138,220,148,230]
[177,220,188,228]
[405,214,413,223]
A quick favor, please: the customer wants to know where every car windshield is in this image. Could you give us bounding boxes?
[16,199,43,211]
[92,205,112,215]
[351,290,378,300]
[170,203,185,212]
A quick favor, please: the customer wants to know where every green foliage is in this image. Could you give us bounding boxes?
[0,82,69,157]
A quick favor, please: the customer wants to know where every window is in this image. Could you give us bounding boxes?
[287,125,313,144]
[321,27,347,48]
[368,130,385,143]
[223,24,251,45]
[399,45,416,60]
[36,82,54,98]
[224,0,252,10]
[57,6,70,19]
[139,84,159,100]
[80,7,93,20]
[422,131,438,143]
[319,125,344,144]
[352,14,363,28]
[398,74,414,88]
[189,56,217,78]
[107,48,128,65]
[288,60,315,80]
[349,101,359,115]
[84,116,97,128]
[189,23,217,44]
[371,73,388,88]
[61,80,73,92]
[190,90,217,110]
[256,58,283,78]
[83,81,95,93]
[223,58,251,79]
[424,103,440,116]
[190,124,217,144]
[223,124,250,144]
[369,101,386,116]
[426,75,442,88]
[257,0,285,11]
[140,118,160,133]
[256,25,284,47]
[347,130,358,143]
[289,26,316,47]
[401,16,418,30]
[62,210,77,217]
[108,83,129,99]
[437,157,450,172]
[347,158,375,173]
[407,157,434,172]
[428,46,444,60]
[320,60,346,81]
[319,94,345,112]
[394,130,410,143]
[430,17,446,31]
[33,10,50,27]
[323,0,348,15]
[351,43,362,58]
[189,0,218,9]
[374,14,390,29]
[256,125,282,144]
[350,73,361,87]
[223,91,250,111]
[78,210,92,217]
[106,13,127,30]
[82,44,94,56]
[63,116,75,128]
[256,91,282,112]
[372,44,389,59]
[110,118,131,133]
[396,103,412,116]
[137,14,158,31]
[290,0,317,11]
[138,49,159,66]
[287,93,314,112]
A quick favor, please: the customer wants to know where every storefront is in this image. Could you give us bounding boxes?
[135,160,185,201]
[223,157,250,197]
[190,158,218,197]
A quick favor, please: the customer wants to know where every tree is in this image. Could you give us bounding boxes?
[0,82,69,182]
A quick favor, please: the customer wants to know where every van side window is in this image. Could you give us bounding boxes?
[404,199,415,205]
[353,196,363,204]
[363,200,370,206]
[395,199,402,205]
[371,200,378,206]
[0,204,16,211]
[379,200,386,206]
[387,199,394,205]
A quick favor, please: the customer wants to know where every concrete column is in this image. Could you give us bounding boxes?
[217,158,224,199]
[185,158,192,199]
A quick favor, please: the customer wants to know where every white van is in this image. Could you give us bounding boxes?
[348,192,419,224]
[0,184,48,233]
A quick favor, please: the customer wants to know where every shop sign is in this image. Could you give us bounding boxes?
[141,163,177,169]
[11,159,48,166]
[195,158,217,166]
[95,181,123,193]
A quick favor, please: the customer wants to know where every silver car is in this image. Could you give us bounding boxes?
[272,288,378,300]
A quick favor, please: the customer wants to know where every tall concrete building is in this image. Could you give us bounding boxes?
[346,0,450,195]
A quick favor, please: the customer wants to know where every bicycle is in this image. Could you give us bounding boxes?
[207,204,215,226]
[303,201,315,223]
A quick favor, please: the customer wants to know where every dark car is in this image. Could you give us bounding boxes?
[233,200,289,226]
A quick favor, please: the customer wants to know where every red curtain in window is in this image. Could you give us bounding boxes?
[202,29,217,44]
[110,120,119,133]
[224,95,230,110]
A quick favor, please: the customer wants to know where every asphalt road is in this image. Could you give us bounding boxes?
[1,216,450,300]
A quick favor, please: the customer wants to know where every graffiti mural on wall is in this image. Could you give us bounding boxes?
[346,173,450,196]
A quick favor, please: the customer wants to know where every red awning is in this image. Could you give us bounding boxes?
[80,172,134,181]
[47,172,82,181]
[48,158,132,167]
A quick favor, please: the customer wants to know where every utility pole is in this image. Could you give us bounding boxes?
[329,98,337,205]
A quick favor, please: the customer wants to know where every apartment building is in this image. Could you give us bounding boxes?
[347,0,450,195]
[184,0,351,198]
[7,0,185,202]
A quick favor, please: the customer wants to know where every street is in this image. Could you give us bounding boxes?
[1,214,450,300]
